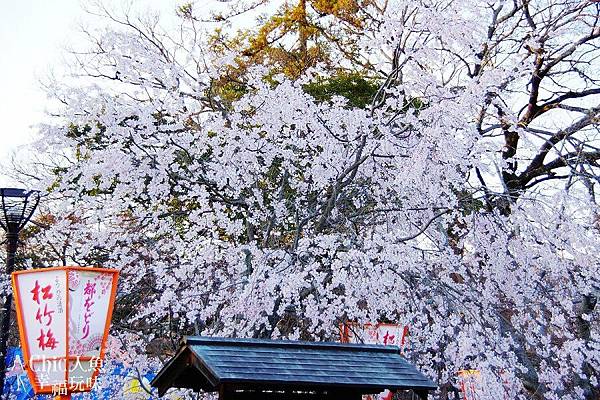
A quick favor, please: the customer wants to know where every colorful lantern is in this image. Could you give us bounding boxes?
[339,322,410,400]
[457,369,481,400]
[339,322,409,351]
[11,266,119,398]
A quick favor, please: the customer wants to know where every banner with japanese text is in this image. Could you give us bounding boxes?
[13,269,67,388]
[12,266,119,395]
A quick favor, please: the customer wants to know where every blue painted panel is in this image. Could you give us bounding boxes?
[2,347,164,399]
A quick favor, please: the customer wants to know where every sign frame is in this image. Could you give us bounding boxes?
[11,266,119,395]
[339,322,409,350]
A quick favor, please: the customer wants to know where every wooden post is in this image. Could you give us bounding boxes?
[219,385,232,400]
[325,390,363,399]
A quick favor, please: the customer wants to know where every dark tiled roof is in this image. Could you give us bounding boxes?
[151,336,436,396]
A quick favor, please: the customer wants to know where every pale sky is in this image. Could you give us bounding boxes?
[0,0,85,187]
[0,0,185,188]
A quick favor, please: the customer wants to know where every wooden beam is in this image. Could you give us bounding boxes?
[326,391,362,400]
[217,387,363,400]
[153,348,194,396]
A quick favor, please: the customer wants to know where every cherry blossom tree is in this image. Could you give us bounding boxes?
[19,0,600,398]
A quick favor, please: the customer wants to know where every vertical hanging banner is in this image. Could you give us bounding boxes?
[12,266,119,396]
[67,268,117,386]
[457,370,481,400]
[13,269,68,389]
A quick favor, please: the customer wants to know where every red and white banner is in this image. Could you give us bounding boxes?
[12,266,118,395]
[340,322,410,400]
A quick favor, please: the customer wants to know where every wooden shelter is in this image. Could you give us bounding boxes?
[151,337,436,399]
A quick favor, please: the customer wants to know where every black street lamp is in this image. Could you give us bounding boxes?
[0,188,40,397]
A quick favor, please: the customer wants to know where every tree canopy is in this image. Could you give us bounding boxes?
[12,0,600,399]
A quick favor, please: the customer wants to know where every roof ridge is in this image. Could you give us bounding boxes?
[183,336,401,353]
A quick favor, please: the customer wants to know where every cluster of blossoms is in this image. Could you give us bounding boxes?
[17,0,600,399]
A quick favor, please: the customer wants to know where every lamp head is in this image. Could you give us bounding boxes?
[0,188,41,235]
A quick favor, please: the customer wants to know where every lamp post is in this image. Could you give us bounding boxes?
[0,188,40,398]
